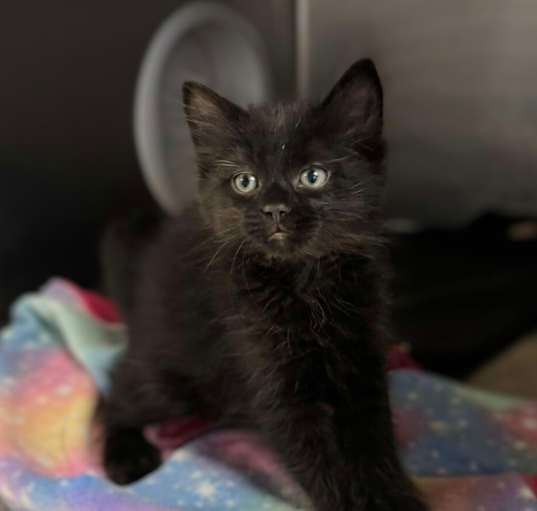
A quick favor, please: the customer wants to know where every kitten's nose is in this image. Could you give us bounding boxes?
[261,204,290,223]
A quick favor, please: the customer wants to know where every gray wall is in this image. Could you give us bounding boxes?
[299,0,537,226]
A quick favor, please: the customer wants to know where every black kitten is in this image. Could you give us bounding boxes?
[98,59,428,510]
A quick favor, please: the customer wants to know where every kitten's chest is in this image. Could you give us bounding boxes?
[235,257,358,335]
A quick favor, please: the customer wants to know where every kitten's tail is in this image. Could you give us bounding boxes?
[100,208,163,316]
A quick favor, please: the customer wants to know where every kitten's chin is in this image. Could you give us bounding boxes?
[264,237,291,257]
[249,234,293,261]
[268,232,288,242]
[261,235,315,262]
[247,227,320,261]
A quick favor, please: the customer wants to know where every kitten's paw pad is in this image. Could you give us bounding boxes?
[104,434,162,485]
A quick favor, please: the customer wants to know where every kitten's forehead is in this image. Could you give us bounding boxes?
[247,102,309,145]
[239,102,321,175]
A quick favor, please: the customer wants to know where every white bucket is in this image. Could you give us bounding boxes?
[134,2,272,214]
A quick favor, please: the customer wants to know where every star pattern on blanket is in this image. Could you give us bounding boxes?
[0,278,535,511]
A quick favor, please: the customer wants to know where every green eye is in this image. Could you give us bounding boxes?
[299,166,329,189]
[232,172,258,194]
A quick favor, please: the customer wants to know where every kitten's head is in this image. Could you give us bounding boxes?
[183,59,385,262]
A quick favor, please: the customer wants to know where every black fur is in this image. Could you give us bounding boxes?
[97,59,428,510]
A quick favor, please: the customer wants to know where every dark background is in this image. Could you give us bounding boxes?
[0,1,294,316]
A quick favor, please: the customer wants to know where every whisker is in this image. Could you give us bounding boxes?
[205,238,234,271]
[323,155,353,164]
[230,239,248,274]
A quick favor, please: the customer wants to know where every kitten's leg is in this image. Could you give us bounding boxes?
[250,356,428,511]
[97,359,194,485]
[333,368,428,511]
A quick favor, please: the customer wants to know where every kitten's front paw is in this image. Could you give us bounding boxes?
[103,429,162,485]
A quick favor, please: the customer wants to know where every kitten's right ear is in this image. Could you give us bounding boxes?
[183,82,246,152]
[318,59,384,158]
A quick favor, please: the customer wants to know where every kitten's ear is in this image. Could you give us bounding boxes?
[183,82,247,152]
[319,59,383,153]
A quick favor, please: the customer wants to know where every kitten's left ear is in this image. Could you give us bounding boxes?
[319,59,383,150]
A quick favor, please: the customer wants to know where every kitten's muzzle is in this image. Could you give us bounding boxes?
[261,204,291,242]
[261,203,290,224]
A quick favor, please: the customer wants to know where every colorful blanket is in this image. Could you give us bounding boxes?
[0,278,536,510]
